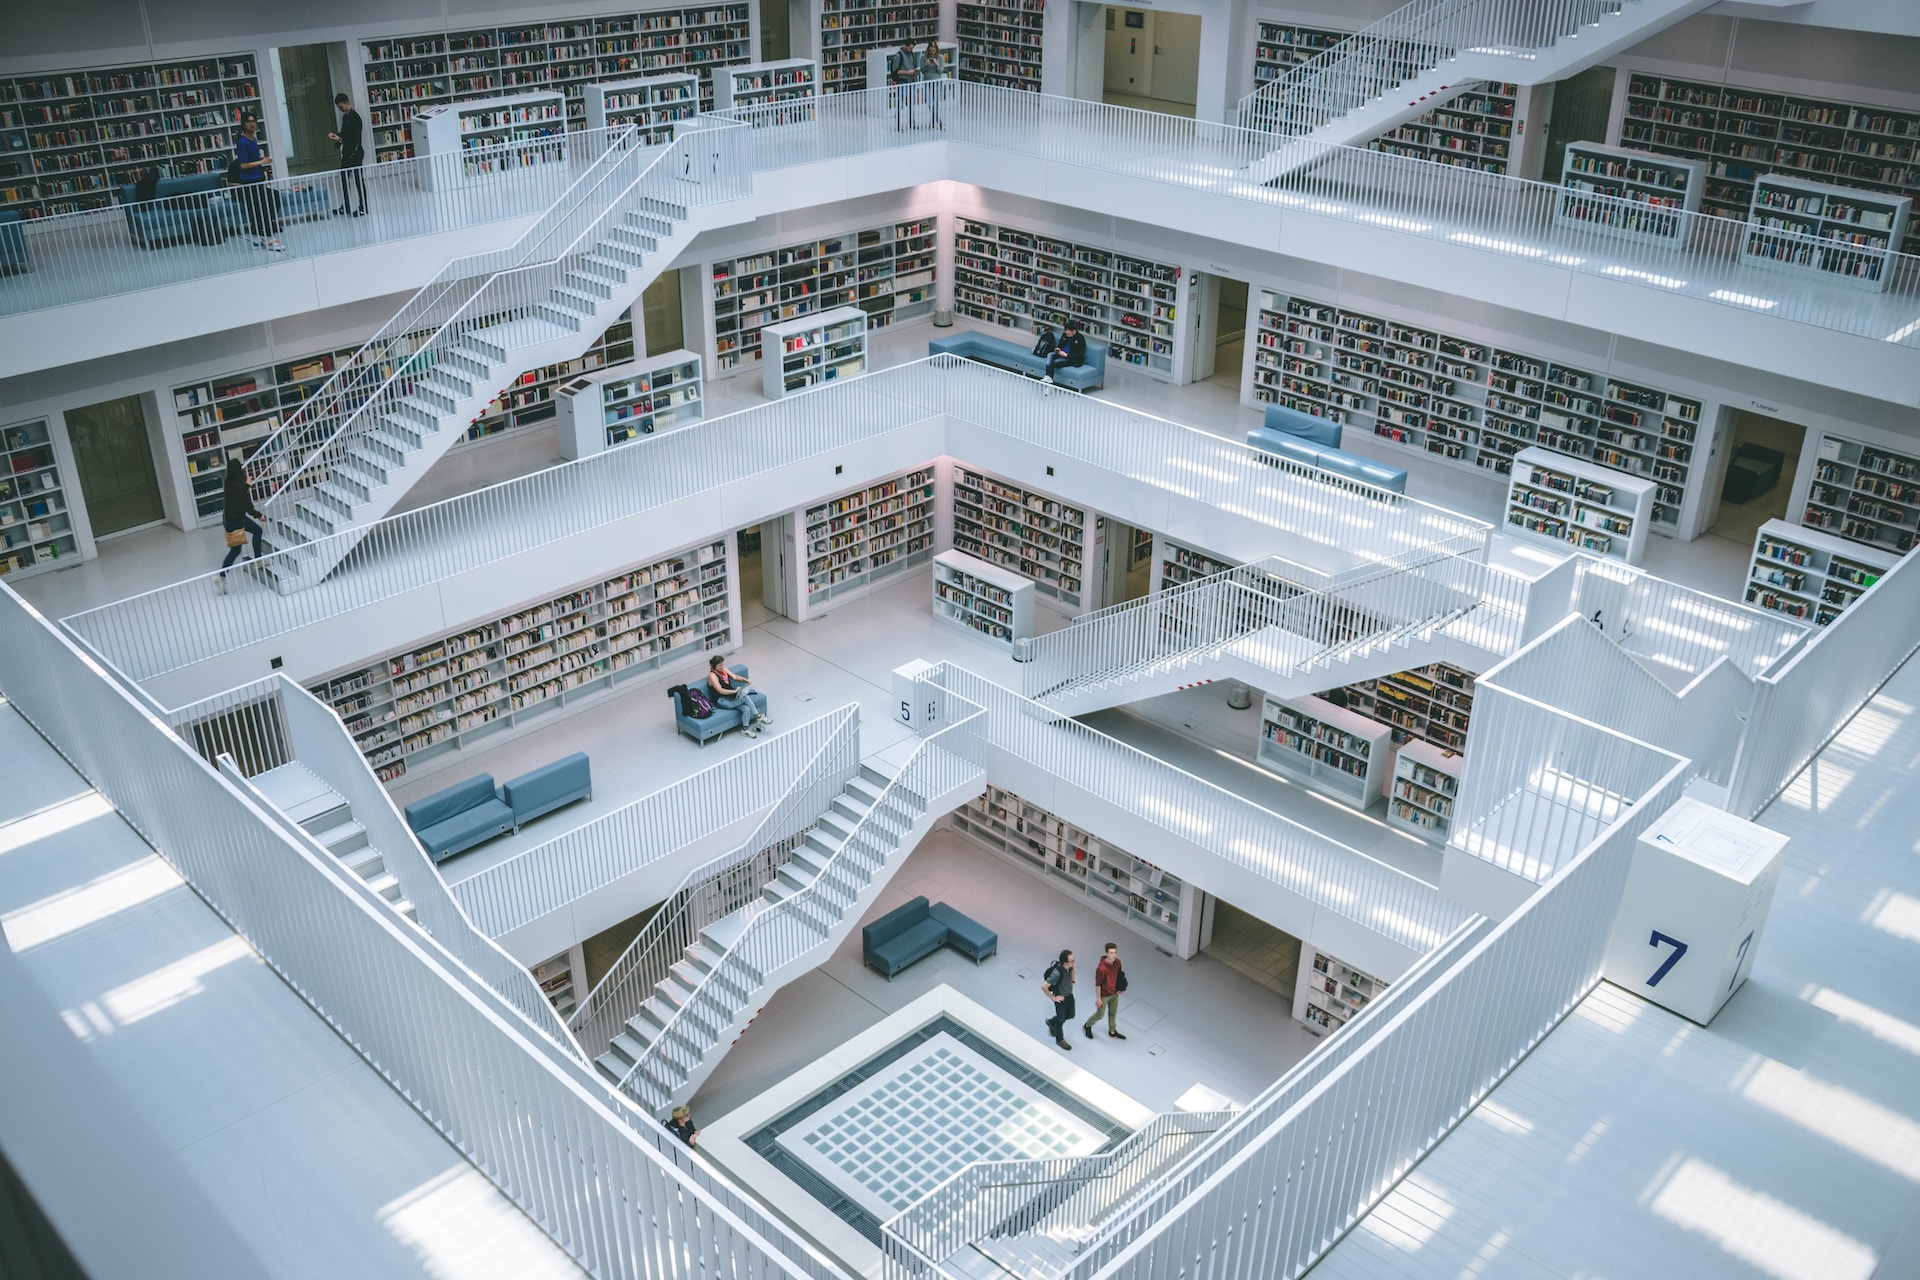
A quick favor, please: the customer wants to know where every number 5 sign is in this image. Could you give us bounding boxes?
[1602,798,1788,1026]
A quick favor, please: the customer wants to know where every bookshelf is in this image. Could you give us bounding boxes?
[951,784,1200,955]
[361,8,754,160]
[1803,432,1920,556]
[1251,22,1343,88]
[1257,693,1392,809]
[584,73,699,144]
[1506,446,1655,563]
[533,945,585,1016]
[953,218,1181,379]
[554,348,704,458]
[1387,739,1463,842]
[412,91,566,190]
[1618,71,1920,256]
[711,218,938,372]
[1293,947,1388,1036]
[1740,174,1912,292]
[1555,141,1704,244]
[0,420,75,580]
[0,53,263,221]
[465,308,636,445]
[801,465,938,609]
[305,535,735,783]
[1373,81,1522,175]
[956,0,1045,92]
[820,1,942,93]
[713,59,820,121]
[1156,539,1236,592]
[932,549,1035,650]
[762,305,868,397]
[953,467,1086,607]
[1747,517,1896,627]
[1245,288,1704,527]
[1326,662,1476,753]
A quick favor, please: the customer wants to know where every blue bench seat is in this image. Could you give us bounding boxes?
[929,332,1106,391]
[863,895,998,978]
[1248,403,1408,494]
[404,774,515,862]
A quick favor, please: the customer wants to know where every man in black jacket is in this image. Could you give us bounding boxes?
[1044,319,1087,383]
[328,92,368,216]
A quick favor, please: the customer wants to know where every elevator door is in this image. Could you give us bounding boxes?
[65,395,164,537]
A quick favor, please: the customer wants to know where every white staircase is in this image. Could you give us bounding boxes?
[1234,0,1715,175]
[252,762,418,923]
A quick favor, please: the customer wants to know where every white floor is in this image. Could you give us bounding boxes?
[0,699,585,1280]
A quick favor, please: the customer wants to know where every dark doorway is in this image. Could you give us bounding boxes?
[1212,277,1248,389]
[1710,409,1806,546]
[64,396,164,537]
[763,0,792,61]
[275,44,341,177]
[644,269,686,356]
[1544,65,1617,181]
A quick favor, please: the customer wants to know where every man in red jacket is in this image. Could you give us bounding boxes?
[1082,942,1127,1040]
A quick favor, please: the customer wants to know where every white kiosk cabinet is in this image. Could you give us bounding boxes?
[1554,142,1704,246]
[412,91,566,191]
[932,549,1034,650]
[554,350,705,459]
[1505,446,1656,564]
[1602,797,1789,1025]
[584,74,699,146]
[761,305,867,397]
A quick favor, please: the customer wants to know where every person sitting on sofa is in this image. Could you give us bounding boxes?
[707,655,770,737]
[1043,319,1087,384]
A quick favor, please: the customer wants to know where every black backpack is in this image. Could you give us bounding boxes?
[1032,327,1057,357]
[1043,962,1066,995]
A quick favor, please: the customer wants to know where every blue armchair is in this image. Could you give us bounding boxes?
[668,664,763,746]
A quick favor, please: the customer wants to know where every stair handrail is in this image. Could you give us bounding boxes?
[244,124,645,496]
[879,1109,1232,1271]
[569,704,861,1060]
[614,680,989,1111]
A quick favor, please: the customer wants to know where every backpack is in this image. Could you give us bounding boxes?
[1043,962,1066,995]
[1032,327,1057,357]
[683,686,714,718]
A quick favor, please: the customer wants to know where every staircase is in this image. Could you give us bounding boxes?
[251,762,418,923]
[1234,0,1715,176]
[240,126,739,594]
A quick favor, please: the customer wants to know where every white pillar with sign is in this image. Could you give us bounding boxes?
[1602,797,1789,1025]
[893,659,942,734]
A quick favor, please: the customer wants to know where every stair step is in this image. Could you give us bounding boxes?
[362,870,404,901]
[441,350,490,379]
[594,1052,630,1085]
[534,303,585,330]
[275,509,334,546]
[575,253,631,282]
[785,846,832,877]
[610,1029,654,1062]
[393,899,417,922]
[309,817,368,857]
[339,452,390,488]
[339,846,384,878]
[548,285,603,314]
[561,269,615,299]
[315,477,366,510]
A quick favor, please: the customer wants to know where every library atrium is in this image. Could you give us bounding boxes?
[3,2,1920,1278]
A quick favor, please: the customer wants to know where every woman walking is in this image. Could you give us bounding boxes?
[219,453,265,591]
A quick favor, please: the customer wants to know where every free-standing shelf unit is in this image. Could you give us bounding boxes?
[1258,694,1392,810]
[554,349,704,458]
[1747,518,1898,627]
[1387,739,1464,842]
[1505,446,1655,564]
[412,90,566,190]
[0,420,75,580]
[584,73,699,144]
[801,465,938,608]
[1294,947,1389,1036]
[1326,662,1477,753]
[952,468,1086,607]
[713,59,820,121]
[1555,141,1704,245]
[761,306,868,397]
[952,784,1200,955]
[932,549,1034,650]
[1742,174,1912,291]
[1804,432,1920,557]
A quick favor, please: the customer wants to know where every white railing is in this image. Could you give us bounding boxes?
[0,126,648,317]
[165,675,585,1061]
[453,708,857,941]
[925,664,1473,955]
[1568,555,1808,684]
[0,581,842,1280]
[61,356,1484,684]
[1727,545,1920,818]
[569,706,863,1065]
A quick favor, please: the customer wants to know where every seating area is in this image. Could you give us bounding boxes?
[1247,403,1409,494]
[928,331,1107,391]
[668,665,765,745]
[1721,442,1787,504]
[863,895,998,978]
[402,751,592,861]
[116,173,333,250]
[0,211,26,274]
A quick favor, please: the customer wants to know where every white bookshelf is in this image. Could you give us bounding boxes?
[584,73,699,145]
[952,784,1201,956]
[1555,141,1704,245]
[413,90,566,190]
[1258,694,1392,810]
[1387,739,1463,842]
[532,944,586,1017]
[1328,663,1476,753]
[932,549,1034,650]
[305,536,735,784]
[1251,22,1343,88]
[953,218,1181,379]
[0,420,76,581]
[1293,946,1388,1036]
[1155,538,1236,592]
[1505,446,1655,564]
[1804,432,1920,557]
[761,306,868,397]
[952,467,1087,608]
[714,59,819,121]
[1742,175,1911,292]
[1748,517,1897,627]
[555,349,704,458]
[955,0,1044,92]
[799,465,938,610]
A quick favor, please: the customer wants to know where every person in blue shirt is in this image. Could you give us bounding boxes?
[233,113,284,253]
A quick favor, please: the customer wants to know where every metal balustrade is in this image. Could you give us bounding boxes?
[569,706,862,1066]
[1568,556,1808,683]
[0,126,647,317]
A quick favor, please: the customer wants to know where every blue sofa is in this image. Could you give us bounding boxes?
[404,754,593,861]
[0,211,26,275]
[668,664,764,746]
[863,896,998,979]
[929,331,1107,391]
[1248,403,1409,494]
[117,173,334,249]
